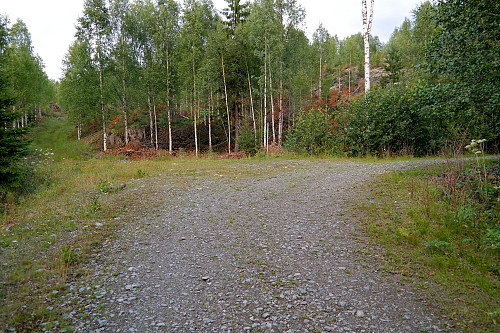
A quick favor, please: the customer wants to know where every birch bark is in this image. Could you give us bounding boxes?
[221,51,231,154]
[362,0,374,93]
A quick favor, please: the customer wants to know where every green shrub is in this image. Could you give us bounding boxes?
[284,108,341,155]
[237,122,259,155]
[339,83,463,157]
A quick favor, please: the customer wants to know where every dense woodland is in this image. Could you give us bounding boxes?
[55,0,387,156]
[1,0,499,186]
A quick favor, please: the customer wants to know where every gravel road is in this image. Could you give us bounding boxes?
[66,159,452,332]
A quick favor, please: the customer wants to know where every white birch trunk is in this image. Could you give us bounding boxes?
[319,52,322,96]
[278,77,283,146]
[121,34,129,145]
[246,58,257,140]
[208,89,213,151]
[164,15,172,153]
[264,44,268,151]
[362,0,374,93]
[98,33,107,151]
[148,88,154,146]
[154,102,158,150]
[221,51,231,154]
[168,107,172,153]
[100,65,107,151]
[269,69,276,145]
[193,58,198,157]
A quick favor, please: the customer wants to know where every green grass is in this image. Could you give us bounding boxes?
[30,116,93,161]
[360,161,500,332]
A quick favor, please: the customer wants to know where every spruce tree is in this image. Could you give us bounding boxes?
[0,16,29,191]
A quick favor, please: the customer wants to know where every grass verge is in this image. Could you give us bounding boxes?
[360,158,500,332]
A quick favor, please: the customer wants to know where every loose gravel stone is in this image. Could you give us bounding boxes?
[62,159,457,332]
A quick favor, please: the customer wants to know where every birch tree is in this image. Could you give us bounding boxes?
[157,0,180,153]
[222,0,250,153]
[77,0,112,151]
[312,24,330,97]
[60,40,100,140]
[179,0,216,156]
[248,0,280,151]
[110,0,131,145]
[362,0,374,93]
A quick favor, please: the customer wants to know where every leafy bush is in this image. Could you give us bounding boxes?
[339,86,415,156]
[284,108,341,155]
[237,122,259,155]
[338,83,478,157]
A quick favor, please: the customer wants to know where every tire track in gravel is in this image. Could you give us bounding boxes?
[71,159,452,332]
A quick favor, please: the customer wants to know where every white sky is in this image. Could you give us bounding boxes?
[1,0,424,81]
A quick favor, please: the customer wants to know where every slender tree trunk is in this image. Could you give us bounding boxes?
[348,55,352,95]
[278,76,283,146]
[165,31,173,153]
[269,67,276,145]
[121,33,129,145]
[148,87,153,146]
[217,91,228,140]
[234,92,239,153]
[319,51,322,96]
[194,105,198,156]
[245,57,256,141]
[263,41,268,152]
[77,112,82,140]
[193,57,198,157]
[167,105,172,153]
[99,61,106,151]
[221,51,231,154]
[338,67,341,93]
[208,88,213,151]
[154,102,158,150]
[362,0,374,93]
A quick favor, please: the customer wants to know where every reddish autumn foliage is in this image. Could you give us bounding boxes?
[104,140,168,160]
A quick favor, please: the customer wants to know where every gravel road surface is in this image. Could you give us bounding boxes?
[66,159,452,332]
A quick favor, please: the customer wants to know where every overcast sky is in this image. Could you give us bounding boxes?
[1,0,424,81]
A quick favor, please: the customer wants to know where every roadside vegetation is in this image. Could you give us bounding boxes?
[360,153,500,332]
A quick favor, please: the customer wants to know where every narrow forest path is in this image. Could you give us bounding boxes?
[69,159,451,332]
